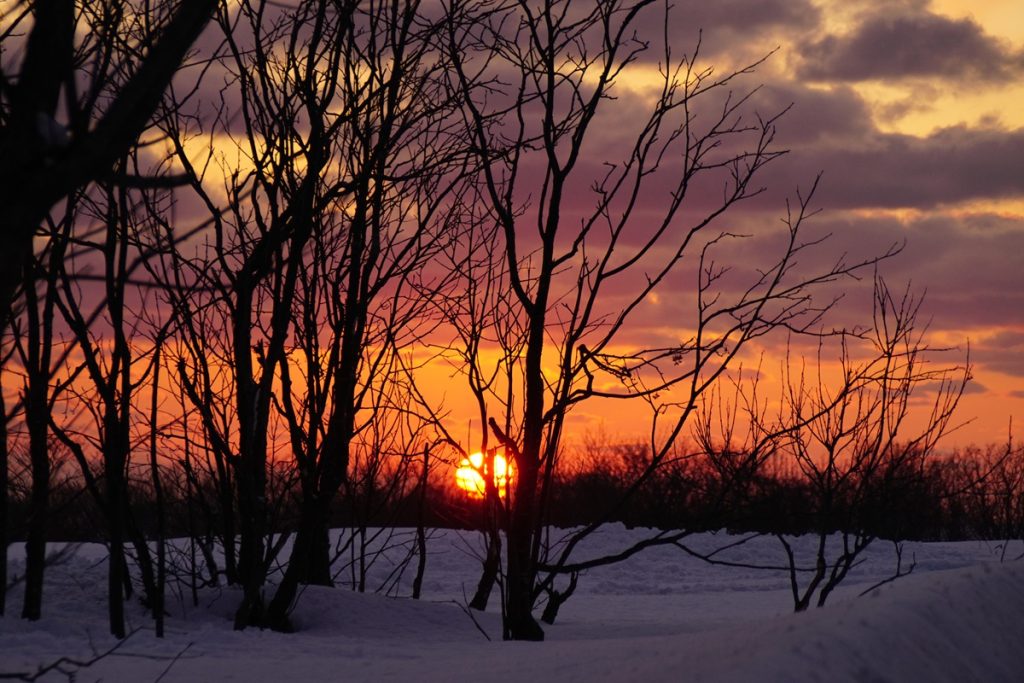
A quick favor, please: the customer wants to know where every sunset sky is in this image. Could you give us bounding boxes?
[4,0,1021,454]
[500,0,1024,448]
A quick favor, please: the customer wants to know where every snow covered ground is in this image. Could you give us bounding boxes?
[2,527,1023,681]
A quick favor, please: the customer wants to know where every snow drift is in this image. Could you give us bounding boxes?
[1,532,1022,681]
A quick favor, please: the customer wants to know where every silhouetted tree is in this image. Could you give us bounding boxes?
[0,0,218,629]
[0,349,7,615]
[8,209,68,621]
[772,280,969,611]
[0,0,218,323]
[442,0,895,639]
[262,0,469,628]
[159,0,467,630]
[46,169,173,637]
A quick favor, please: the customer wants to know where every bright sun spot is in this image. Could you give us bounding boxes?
[455,451,512,498]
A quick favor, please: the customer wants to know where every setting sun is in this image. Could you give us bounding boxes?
[455,451,512,498]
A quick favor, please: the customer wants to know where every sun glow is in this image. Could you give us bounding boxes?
[455,451,512,498]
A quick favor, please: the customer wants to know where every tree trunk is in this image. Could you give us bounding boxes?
[107,447,127,639]
[231,283,269,629]
[412,447,429,601]
[504,459,543,641]
[21,380,49,621]
[0,374,7,616]
[541,572,578,625]
[126,514,158,608]
[150,344,166,637]
[264,494,331,632]
[233,453,267,629]
[470,530,501,611]
[500,288,549,641]
[216,471,238,584]
[294,501,334,584]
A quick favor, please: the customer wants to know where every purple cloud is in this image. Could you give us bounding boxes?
[797,12,1024,83]
[766,124,1024,210]
[972,330,1024,378]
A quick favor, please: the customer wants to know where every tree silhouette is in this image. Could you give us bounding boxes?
[772,280,969,611]
[442,0,895,640]
[0,0,218,323]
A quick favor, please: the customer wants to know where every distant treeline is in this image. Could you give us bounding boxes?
[547,442,1023,542]
[5,440,1020,545]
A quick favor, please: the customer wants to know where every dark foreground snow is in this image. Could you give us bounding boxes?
[1,529,1022,681]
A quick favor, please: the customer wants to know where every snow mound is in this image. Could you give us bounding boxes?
[578,561,1024,683]
[419,561,1024,682]
[1,537,1022,682]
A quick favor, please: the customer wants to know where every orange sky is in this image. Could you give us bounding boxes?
[427,0,1024,451]
[3,0,1021,465]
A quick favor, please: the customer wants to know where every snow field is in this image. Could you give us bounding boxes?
[1,527,1022,681]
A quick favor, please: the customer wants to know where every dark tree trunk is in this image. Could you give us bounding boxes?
[150,345,166,637]
[106,439,127,639]
[540,594,561,625]
[216,468,238,584]
[265,493,334,631]
[182,424,201,606]
[21,361,50,621]
[504,457,543,641]
[469,530,501,611]
[540,572,578,625]
[291,498,335,584]
[231,282,269,630]
[126,517,158,608]
[500,285,549,641]
[0,372,7,616]
[233,453,267,629]
[412,448,429,601]
[304,519,334,587]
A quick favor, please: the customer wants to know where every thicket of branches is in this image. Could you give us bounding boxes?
[0,0,1004,642]
[5,434,1020,543]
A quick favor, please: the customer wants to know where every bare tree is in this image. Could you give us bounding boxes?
[6,207,71,621]
[0,0,219,631]
[0,0,218,323]
[957,435,1024,555]
[45,168,175,637]
[158,0,364,628]
[772,280,970,611]
[260,0,470,629]
[0,343,8,615]
[328,370,438,597]
[158,0,467,630]
[442,0,894,639]
[423,200,523,612]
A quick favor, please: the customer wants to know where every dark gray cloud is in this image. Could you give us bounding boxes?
[577,116,1024,214]
[917,380,988,396]
[709,77,1024,211]
[820,213,1024,334]
[972,330,1024,378]
[665,209,1024,339]
[797,12,1024,83]
[573,70,1024,215]
[751,83,874,144]
[669,0,821,33]
[620,0,822,62]
[766,123,1024,210]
